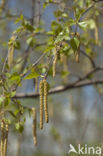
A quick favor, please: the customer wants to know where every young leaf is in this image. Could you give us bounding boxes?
[70,37,80,51]
[24,72,39,79]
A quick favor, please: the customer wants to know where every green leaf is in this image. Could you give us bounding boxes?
[68,19,76,26]
[9,72,21,82]
[22,20,34,32]
[24,72,39,79]
[8,110,17,118]
[54,10,63,18]
[4,97,10,106]
[44,44,54,53]
[15,122,24,133]
[15,14,24,24]
[87,19,96,29]
[70,37,80,51]
[26,37,36,47]
[62,13,68,18]
[78,21,88,29]
[75,8,84,21]
[43,0,53,8]
[14,41,21,49]
[55,26,70,44]
[61,71,69,78]
[10,91,16,97]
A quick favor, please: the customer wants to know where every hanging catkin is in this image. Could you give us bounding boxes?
[39,80,44,129]
[75,33,80,63]
[75,50,80,63]
[8,45,14,68]
[53,47,58,77]
[0,120,5,156]
[95,22,99,44]
[8,35,16,68]
[43,79,49,123]
[4,123,9,156]
[32,108,37,146]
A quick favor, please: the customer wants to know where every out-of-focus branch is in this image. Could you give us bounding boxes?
[92,0,103,2]
[31,0,35,25]
[0,13,42,21]
[37,0,41,26]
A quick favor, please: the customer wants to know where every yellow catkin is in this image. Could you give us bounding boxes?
[95,22,99,44]
[75,51,80,63]
[8,35,16,68]
[32,108,37,146]
[39,80,44,129]
[8,46,14,68]
[4,123,9,156]
[0,120,5,156]
[43,79,49,123]
[53,47,58,77]
[75,33,80,63]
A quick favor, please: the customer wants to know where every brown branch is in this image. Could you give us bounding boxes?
[92,0,103,2]
[14,78,103,98]
[14,65,103,98]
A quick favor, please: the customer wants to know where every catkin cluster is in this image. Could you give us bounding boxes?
[43,80,49,123]
[53,46,61,77]
[32,108,37,146]
[0,120,9,156]
[39,79,49,129]
[75,51,80,63]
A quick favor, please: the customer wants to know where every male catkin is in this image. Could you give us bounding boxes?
[75,33,80,63]
[75,52,80,63]
[8,46,14,68]
[43,79,49,123]
[53,47,58,77]
[95,22,99,44]
[4,123,9,156]
[0,120,5,156]
[8,35,16,68]
[32,108,37,146]
[39,80,44,129]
